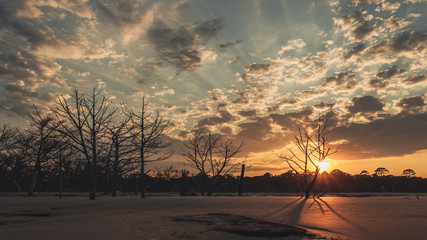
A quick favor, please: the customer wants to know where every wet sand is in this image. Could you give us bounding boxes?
[0,195,426,239]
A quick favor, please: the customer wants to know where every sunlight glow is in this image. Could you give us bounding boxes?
[319,161,328,171]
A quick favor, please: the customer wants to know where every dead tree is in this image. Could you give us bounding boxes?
[0,124,20,192]
[124,98,173,198]
[18,106,62,196]
[106,116,137,197]
[54,145,73,198]
[279,113,335,198]
[51,89,117,200]
[182,131,243,195]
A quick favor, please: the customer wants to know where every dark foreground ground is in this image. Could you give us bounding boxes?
[0,194,426,239]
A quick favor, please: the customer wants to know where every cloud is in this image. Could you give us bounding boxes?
[295,89,325,97]
[96,0,155,44]
[376,65,406,79]
[194,19,223,41]
[238,110,258,118]
[313,101,335,110]
[237,117,272,139]
[389,32,427,52]
[353,21,375,40]
[321,71,359,90]
[154,87,175,96]
[278,39,306,54]
[147,19,223,72]
[343,43,365,59]
[381,1,401,13]
[368,79,389,89]
[196,110,235,128]
[0,51,62,88]
[270,108,313,130]
[332,112,427,159]
[267,99,297,112]
[234,117,292,154]
[346,95,384,114]
[218,40,243,51]
[397,96,425,113]
[4,0,94,19]
[334,9,375,41]
[402,74,426,85]
[366,32,427,59]
[1,83,40,116]
[0,5,121,60]
[245,63,272,73]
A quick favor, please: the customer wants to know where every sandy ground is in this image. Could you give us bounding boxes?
[0,194,426,240]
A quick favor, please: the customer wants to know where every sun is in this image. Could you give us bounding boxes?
[319,161,328,171]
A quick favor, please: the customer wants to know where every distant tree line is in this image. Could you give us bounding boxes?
[1,154,426,195]
[142,167,427,194]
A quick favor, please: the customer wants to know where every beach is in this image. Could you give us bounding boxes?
[1,194,426,239]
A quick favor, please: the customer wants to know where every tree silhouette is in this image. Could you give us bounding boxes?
[374,167,389,176]
[51,89,117,200]
[124,97,173,198]
[360,170,369,176]
[104,115,137,196]
[18,106,63,196]
[182,130,243,195]
[402,169,416,178]
[280,113,336,198]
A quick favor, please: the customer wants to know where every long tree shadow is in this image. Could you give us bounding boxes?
[266,197,367,236]
[309,198,325,214]
[263,197,303,218]
[279,198,308,225]
[262,196,368,238]
[316,198,366,233]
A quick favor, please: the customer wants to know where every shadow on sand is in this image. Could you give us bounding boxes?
[264,196,366,236]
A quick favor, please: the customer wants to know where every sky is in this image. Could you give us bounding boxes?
[0,0,426,177]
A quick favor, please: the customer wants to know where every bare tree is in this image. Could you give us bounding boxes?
[124,97,173,198]
[182,131,243,195]
[52,143,73,198]
[106,116,138,196]
[279,113,336,198]
[18,106,63,196]
[0,124,21,192]
[51,89,117,200]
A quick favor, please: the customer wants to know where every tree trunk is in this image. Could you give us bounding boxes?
[59,159,63,199]
[103,159,111,195]
[134,176,138,197]
[305,171,320,198]
[28,160,41,196]
[207,178,214,196]
[89,163,96,200]
[13,179,21,193]
[140,160,145,198]
[111,148,119,197]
